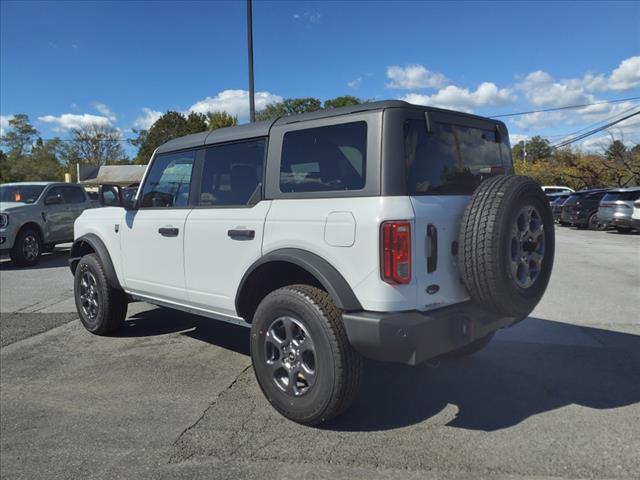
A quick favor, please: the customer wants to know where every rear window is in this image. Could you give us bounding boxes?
[404,119,512,195]
[602,191,640,202]
[280,121,367,193]
[563,195,579,206]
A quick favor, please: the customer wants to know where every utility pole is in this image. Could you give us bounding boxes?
[247,0,256,123]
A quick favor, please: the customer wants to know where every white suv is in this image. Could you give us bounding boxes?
[70,101,555,424]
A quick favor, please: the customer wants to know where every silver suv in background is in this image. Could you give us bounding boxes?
[597,187,640,233]
[0,182,98,266]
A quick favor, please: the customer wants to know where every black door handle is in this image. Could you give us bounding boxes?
[427,224,438,273]
[158,227,179,237]
[227,229,255,240]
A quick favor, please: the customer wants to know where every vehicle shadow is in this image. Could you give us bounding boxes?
[325,317,640,432]
[115,310,640,432]
[118,307,250,356]
[0,249,70,270]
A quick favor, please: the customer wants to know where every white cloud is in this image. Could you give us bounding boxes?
[347,76,362,89]
[188,89,283,122]
[509,133,529,146]
[93,102,116,121]
[608,56,640,91]
[38,113,113,131]
[386,64,448,90]
[292,11,322,24]
[518,56,640,108]
[401,82,516,112]
[0,115,11,136]
[133,108,163,130]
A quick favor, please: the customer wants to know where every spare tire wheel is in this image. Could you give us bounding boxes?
[458,175,555,319]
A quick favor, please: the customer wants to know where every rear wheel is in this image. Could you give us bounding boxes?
[74,254,127,335]
[10,227,42,267]
[250,285,363,425]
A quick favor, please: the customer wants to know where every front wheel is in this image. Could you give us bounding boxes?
[250,285,363,425]
[74,254,128,335]
[10,227,42,267]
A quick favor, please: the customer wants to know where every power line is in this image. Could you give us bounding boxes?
[490,96,640,118]
[550,110,640,149]
[544,103,640,141]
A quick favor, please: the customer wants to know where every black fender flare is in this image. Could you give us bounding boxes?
[235,248,363,313]
[69,234,122,290]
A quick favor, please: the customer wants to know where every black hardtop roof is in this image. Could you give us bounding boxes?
[155,100,505,154]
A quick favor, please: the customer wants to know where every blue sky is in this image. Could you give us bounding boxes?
[1,0,639,156]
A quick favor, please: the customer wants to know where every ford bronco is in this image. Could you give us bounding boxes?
[69,101,554,424]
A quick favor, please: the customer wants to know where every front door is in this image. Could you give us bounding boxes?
[120,150,196,302]
[183,139,268,317]
[41,186,72,243]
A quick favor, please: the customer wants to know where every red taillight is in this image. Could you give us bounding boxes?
[381,221,412,285]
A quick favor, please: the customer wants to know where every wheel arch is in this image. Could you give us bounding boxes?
[16,221,44,242]
[69,234,121,290]
[235,248,363,322]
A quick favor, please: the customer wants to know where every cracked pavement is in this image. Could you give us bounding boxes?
[1,228,639,479]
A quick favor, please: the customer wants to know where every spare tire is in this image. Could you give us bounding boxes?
[458,175,555,318]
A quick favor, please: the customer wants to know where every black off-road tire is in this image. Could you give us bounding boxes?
[10,227,42,267]
[444,332,495,359]
[458,175,555,318]
[74,254,127,335]
[250,285,363,425]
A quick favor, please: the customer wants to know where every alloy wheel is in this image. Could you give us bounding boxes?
[510,205,545,289]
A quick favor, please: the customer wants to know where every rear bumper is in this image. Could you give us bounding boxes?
[342,301,520,365]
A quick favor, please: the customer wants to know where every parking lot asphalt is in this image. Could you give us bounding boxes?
[1,227,639,479]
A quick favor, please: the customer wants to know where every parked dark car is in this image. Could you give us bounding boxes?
[549,192,572,222]
[597,187,640,232]
[560,189,609,230]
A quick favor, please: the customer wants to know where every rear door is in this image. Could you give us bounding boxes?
[183,139,269,317]
[403,111,512,310]
[58,185,88,240]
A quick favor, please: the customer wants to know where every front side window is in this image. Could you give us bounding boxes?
[280,121,367,193]
[140,151,195,208]
[199,139,265,206]
[404,119,510,195]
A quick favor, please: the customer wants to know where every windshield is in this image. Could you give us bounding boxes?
[0,184,46,204]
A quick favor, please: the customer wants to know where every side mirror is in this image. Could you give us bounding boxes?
[44,194,62,205]
[99,184,137,210]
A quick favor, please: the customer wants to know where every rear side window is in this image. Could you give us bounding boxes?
[280,121,367,193]
[199,139,265,206]
[140,151,195,208]
[602,191,640,202]
[60,186,85,204]
[404,119,511,195]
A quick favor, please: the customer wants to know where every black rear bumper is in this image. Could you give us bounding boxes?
[342,302,521,365]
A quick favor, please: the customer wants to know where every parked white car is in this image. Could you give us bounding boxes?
[542,185,575,195]
[69,101,555,425]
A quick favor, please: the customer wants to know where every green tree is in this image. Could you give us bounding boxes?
[207,111,238,130]
[512,136,552,162]
[0,114,38,159]
[323,95,362,109]
[130,111,211,165]
[605,139,627,162]
[0,150,9,183]
[256,97,322,121]
[184,112,208,134]
[10,138,65,181]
